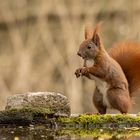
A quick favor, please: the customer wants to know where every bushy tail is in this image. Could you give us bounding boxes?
[108,42,140,97]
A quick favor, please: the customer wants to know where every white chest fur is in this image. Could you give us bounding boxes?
[85,59,95,67]
[95,77,110,107]
[84,59,111,107]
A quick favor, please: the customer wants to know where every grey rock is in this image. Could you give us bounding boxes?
[5,92,70,117]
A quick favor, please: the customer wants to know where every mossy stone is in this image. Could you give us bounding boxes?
[6,92,71,117]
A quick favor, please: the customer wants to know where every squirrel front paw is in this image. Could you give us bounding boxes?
[81,67,89,76]
[75,68,82,78]
[75,67,89,78]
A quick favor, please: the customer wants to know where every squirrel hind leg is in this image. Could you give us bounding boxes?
[107,89,131,114]
[93,88,107,114]
[98,108,107,114]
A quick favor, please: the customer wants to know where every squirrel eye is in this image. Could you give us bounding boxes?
[87,45,92,49]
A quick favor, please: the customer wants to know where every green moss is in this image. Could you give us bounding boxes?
[0,107,55,125]
[24,107,52,114]
[0,110,140,128]
[58,128,140,139]
[58,114,140,128]
[0,112,140,139]
[4,107,53,115]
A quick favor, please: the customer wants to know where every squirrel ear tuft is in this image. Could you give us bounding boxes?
[92,34,101,47]
[92,22,103,48]
[84,25,93,40]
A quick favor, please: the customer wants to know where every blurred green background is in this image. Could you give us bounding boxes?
[0,0,140,113]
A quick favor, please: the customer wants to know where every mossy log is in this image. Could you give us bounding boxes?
[0,107,140,129]
[0,108,140,139]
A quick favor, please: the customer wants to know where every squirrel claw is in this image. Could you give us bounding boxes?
[75,68,82,78]
[75,72,80,78]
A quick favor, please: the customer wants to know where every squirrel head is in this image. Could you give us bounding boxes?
[77,22,104,61]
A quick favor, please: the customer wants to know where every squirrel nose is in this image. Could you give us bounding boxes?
[77,52,82,57]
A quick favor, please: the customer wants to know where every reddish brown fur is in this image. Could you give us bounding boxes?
[108,42,140,96]
[74,24,140,114]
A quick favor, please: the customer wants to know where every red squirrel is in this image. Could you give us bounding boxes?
[75,23,140,114]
